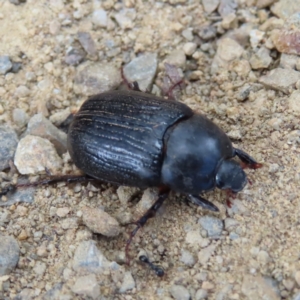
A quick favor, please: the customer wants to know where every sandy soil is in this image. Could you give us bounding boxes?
[0,0,300,299]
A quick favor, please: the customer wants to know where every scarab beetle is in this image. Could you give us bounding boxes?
[67,89,261,260]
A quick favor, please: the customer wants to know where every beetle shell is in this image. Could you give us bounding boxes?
[67,90,193,188]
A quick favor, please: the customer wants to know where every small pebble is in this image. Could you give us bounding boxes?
[0,236,20,275]
[249,47,272,69]
[195,289,208,300]
[198,216,224,237]
[165,50,186,69]
[12,108,29,128]
[0,56,12,75]
[72,274,100,299]
[77,32,97,58]
[259,68,300,93]
[119,271,135,293]
[0,125,18,171]
[74,62,121,96]
[201,0,219,14]
[56,207,70,218]
[180,249,196,267]
[123,53,158,91]
[14,135,62,175]
[116,186,139,204]
[183,42,197,56]
[81,206,121,237]
[169,285,190,300]
[114,8,136,29]
[92,9,108,28]
[73,240,109,273]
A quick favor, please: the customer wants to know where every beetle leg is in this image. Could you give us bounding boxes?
[125,186,170,265]
[0,175,97,198]
[234,148,263,169]
[188,194,219,212]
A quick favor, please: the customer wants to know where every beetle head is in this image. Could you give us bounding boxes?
[215,160,247,192]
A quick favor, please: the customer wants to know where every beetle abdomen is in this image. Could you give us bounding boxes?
[68,90,193,187]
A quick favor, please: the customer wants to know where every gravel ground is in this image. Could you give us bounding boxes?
[0,0,300,299]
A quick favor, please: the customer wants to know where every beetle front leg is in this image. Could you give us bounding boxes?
[188,194,219,212]
[125,186,170,265]
[234,148,262,169]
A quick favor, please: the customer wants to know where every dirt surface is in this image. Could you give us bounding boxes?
[0,0,300,299]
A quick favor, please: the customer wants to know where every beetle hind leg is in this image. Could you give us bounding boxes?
[125,186,170,265]
[0,175,98,198]
[234,148,262,169]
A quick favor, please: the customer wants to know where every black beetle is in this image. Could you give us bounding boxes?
[67,89,261,261]
[0,87,261,263]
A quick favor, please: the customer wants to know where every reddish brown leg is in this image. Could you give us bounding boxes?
[0,175,97,198]
[125,186,170,265]
[226,190,237,208]
[234,148,263,169]
[163,63,185,100]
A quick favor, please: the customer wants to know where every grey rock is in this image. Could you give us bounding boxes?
[73,240,110,273]
[0,186,35,206]
[237,84,251,102]
[114,8,136,29]
[229,232,239,240]
[271,0,300,20]
[116,186,139,204]
[74,62,121,96]
[294,293,300,300]
[123,53,158,91]
[165,50,186,69]
[0,235,20,275]
[0,56,12,75]
[119,271,135,293]
[218,0,237,17]
[92,9,108,28]
[259,68,300,93]
[169,285,190,300]
[183,42,197,56]
[288,90,300,114]
[280,54,298,69]
[250,47,272,69]
[65,47,86,66]
[133,188,159,220]
[49,108,71,126]
[12,108,29,128]
[180,249,196,267]
[77,32,97,58]
[0,126,18,171]
[256,0,276,9]
[182,28,194,41]
[0,211,10,226]
[224,218,239,231]
[198,216,224,237]
[198,25,217,40]
[211,38,244,73]
[72,274,100,299]
[195,289,208,300]
[24,113,67,155]
[16,288,35,299]
[14,135,62,175]
[81,206,120,237]
[201,0,219,14]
